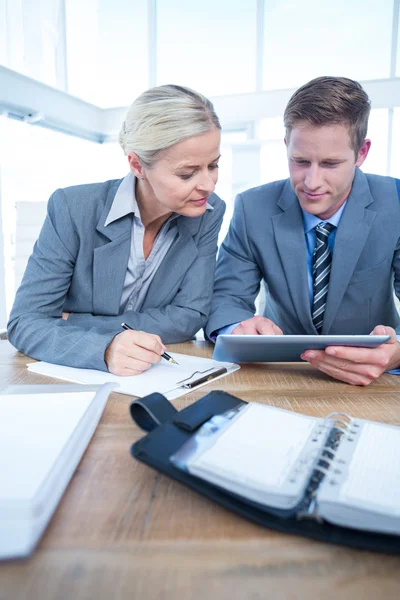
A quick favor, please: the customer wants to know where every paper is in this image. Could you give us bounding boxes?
[27,353,240,399]
[0,391,97,504]
[190,403,316,489]
[337,422,400,512]
[0,384,114,559]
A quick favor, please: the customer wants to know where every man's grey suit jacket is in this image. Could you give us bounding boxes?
[206,169,400,338]
[8,179,225,371]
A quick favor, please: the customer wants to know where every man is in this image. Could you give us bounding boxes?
[206,76,400,385]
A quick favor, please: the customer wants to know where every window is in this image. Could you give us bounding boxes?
[0,118,127,314]
[390,108,400,178]
[362,109,389,176]
[0,0,62,88]
[263,0,393,90]
[65,0,148,107]
[156,0,257,96]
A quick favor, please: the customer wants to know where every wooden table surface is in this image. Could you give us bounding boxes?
[1,339,400,600]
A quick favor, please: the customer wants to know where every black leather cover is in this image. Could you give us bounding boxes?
[130,390,400,554]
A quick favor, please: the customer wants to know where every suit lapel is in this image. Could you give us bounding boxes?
[272,181,316,333]
[93,181,132,315]
[322,169,377,333]
[142,217,199,309]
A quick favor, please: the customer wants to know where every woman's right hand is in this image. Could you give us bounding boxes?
[105,329,166,376]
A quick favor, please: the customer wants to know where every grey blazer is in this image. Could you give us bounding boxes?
[8,179,225,370]
[206,169,400,338]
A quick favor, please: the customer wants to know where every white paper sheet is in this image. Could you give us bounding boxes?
[27,353,240,399]
[0,391,96,503]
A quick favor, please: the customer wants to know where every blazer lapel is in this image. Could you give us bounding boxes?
[93,182,132,315]
[322,169,377,333]
[142,217,199,309]
[272,181,316,333]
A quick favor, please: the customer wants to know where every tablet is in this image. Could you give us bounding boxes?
[212,334,391,363]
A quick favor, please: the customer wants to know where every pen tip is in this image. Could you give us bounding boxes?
[170,357,179,365]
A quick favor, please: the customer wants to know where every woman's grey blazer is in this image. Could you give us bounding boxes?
[7,179,225,371]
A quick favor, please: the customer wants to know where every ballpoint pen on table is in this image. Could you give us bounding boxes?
[120,323,179,365]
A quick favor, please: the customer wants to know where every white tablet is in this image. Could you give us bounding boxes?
[212,334,391,363]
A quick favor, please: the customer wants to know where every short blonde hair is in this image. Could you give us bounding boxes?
[119,84,221,167]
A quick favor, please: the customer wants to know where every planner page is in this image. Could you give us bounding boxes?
[317,421,400,534]
[185,403,320,509]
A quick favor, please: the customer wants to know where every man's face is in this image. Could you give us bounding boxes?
[286,121,370,220]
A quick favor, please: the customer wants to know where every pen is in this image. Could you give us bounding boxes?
[120,323,179,365]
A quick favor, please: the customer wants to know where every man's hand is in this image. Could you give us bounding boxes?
[105,329,166,376]
[301,325,400,386]
[232,315,283,335]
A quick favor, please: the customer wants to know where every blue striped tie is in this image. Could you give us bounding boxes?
[312,223,335,333]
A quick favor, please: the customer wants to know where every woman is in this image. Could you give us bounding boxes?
[7,85,225,375]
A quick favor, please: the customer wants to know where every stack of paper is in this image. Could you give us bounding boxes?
[0,383,115,559]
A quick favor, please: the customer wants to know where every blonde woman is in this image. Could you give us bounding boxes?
[8,85,225,375]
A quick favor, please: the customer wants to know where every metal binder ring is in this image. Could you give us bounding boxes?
[325,411,354,431]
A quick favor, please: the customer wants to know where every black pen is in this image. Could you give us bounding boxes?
[120,323,179,365]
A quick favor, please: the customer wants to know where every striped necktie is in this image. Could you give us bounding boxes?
[312,223,335,333]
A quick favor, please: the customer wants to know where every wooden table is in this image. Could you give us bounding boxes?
[1,339,400,600]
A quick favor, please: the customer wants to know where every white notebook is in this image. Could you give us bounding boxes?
[171,403,400,535]
[27,353,239,400]
[0,383,115,559]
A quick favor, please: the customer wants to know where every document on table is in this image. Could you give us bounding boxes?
[27,352,240,400]
[0,383,115,559]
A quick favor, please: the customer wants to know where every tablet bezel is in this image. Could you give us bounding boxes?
[212,334,391,363]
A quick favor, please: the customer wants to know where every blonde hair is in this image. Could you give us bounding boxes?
[119,84,221,167]
[284,76,371,155]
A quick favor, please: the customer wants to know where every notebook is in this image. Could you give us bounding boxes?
[170,402,400,535]
[27,353,240,400]
[0,383,115,559]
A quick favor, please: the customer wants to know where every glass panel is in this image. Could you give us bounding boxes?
[0,0,61,87]
[361,109,388,176]
[390,108,400,178]
[221,131,248,143]
[396,13,400,77]
[260,141,288,184]
[156,0,257,96]
[65,0,148,107]
[0,119,127,315]
[215,145,233,244]
[259,117,285,141]
[263,0,393,90]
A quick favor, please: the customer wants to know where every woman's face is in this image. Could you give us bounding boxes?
[130,128,221,218]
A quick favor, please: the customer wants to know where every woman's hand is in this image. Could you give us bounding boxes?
[105,329,166,376]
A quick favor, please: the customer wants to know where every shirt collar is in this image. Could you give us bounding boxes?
[302,200,347,234]
[104,172,213,227]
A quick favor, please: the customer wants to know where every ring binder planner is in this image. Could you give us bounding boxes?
[130,391,400,553]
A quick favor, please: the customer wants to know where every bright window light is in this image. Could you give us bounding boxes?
[156,0,257,96]
[263,0,393,90]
